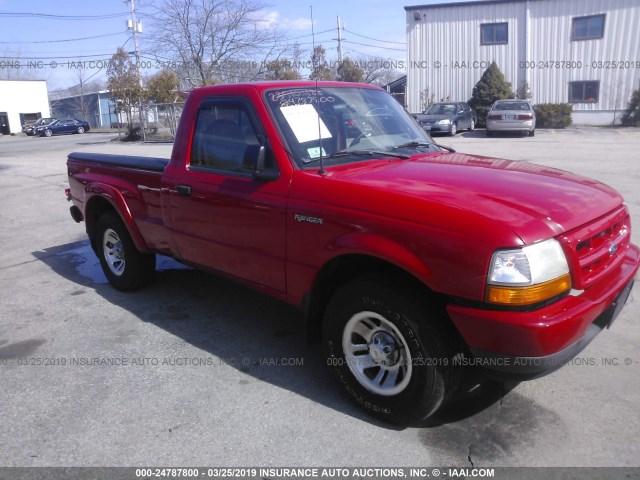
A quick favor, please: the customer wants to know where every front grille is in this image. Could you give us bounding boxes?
[559,206,631,290]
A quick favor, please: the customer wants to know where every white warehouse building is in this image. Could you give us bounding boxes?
[405,0,640,125]
[0,80,51,135]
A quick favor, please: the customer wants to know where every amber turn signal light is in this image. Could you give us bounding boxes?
[486,273,572,306]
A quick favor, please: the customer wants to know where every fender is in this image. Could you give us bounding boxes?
[326,231,434,287]
[84,182,151,253]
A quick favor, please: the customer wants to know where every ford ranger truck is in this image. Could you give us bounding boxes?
[65,81,639,425]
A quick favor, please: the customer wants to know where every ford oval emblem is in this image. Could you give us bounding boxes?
[608,243,618,255]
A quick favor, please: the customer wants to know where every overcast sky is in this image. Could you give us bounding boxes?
[0,0,478,91]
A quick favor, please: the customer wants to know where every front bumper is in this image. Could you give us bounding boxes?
[447,244,639,379]
[421,124,452,133]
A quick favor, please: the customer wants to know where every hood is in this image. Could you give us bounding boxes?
[322,152,623,244]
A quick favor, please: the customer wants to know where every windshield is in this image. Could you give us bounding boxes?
[425,103,458,115]
[493,102,531,111]
[264,86,437,168]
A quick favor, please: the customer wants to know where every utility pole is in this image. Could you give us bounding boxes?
[125,0,145,140]
[336,16,343,63]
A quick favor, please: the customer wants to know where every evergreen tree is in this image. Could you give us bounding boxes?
[145,70,179,104]
[336,58,364,83]
[621,88,640,126]
[468,62,514,126]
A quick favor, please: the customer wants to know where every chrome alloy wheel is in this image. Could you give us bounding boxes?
[103,228,125,276]
[342,311,413,396]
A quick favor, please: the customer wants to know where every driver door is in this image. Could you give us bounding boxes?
[163,99,288,295]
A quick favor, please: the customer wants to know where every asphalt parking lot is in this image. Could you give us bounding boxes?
[0,128,639,468]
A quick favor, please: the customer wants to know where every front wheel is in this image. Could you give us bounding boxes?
[323,275,462,425]
[43,129,52,137]
[449,123,457,136]
[77,126,85,134]
[95,212,155,291]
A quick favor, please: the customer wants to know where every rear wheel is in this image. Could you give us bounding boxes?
[77,126,85,134]
[529,129,535,137]
[323,275,462,425]
[43,129,52,137]
[95,212,155,291]
[468,119,475,131]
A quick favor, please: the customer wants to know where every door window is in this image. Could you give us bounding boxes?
[190,103,262,174]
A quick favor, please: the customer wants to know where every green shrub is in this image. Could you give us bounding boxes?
[533,103,573,128]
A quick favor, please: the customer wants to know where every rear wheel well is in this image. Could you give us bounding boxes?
[85,197,119,251]
[304,254,444,343]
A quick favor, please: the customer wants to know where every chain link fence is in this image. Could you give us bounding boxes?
[141,102,185,142]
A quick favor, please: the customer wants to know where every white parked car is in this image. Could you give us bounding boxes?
[486,100,536,137]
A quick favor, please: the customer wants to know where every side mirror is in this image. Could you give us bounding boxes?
[243,144,280,182]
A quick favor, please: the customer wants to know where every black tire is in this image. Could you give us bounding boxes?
[323,274,463,425]
[95,211,155,291]
[77,126,85,134]
[529,129,535,137]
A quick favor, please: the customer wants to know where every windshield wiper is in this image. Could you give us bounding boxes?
[434,143,456,153]
[393,141,434,150]
[393,140,456,153]
[304,149,409,164]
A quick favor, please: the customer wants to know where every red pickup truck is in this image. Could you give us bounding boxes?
[66,81,638,424]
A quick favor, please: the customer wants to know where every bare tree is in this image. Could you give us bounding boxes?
[355,56,403,86]
[309,45,334,80]
[419,88,435,112]
[0,49,41,80]
[65,69,94,121]
[142,0,288,88]
[516,80,532,100]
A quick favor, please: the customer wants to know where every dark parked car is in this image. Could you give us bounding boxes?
[22,118,55,136]
[413,102,476,136]
[35,118,90,137]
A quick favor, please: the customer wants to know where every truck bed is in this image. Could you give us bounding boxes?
[67,152,169,172]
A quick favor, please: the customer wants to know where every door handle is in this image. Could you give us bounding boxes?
[176,185,191,196]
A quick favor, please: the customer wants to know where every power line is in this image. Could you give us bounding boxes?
[287,28,334,41]
[0,12,128,20]
[0,32,126,44]
[343,28,406,45]
[345,48,404,62]
[341,39,405,52]
[1,53,117,60]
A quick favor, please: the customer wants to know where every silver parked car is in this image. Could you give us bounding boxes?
[486,100,536,137]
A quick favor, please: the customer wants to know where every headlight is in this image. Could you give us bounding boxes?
[486,239,571,306]
[436,119,451,125]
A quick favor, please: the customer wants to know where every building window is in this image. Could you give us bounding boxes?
[569,81,600,103]
[481,23,508,45]
[571,14,605,41]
